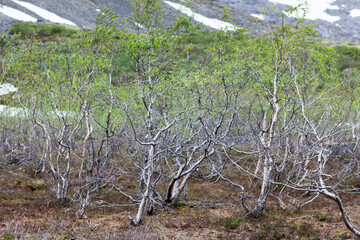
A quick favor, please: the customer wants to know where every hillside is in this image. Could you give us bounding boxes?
[0,0,360,41]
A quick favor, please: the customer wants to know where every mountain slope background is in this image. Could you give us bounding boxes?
[0,0,360,42]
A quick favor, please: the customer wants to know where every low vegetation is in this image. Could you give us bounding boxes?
[8,21,79,39]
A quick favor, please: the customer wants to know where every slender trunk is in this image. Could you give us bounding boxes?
[254,151,263,176]
[255,154,273,213]
[133,144,155,225]
[57,177,69,201]
[165,177,179,204]
[165,163,184,204]
[165,172,192,205]
[165,147,214,205]
[254,73,280,214]
[133,187,151,226]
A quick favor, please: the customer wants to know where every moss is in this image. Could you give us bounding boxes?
[317,214,326,221]
[223,217,241,230]
[338,232,354,239]
[253,224,286,240]
[214,216,245,231]
[2,233,15,240]
[297,222,320,238]
[172,201,188,210]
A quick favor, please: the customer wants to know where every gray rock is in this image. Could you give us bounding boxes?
[0,0,359,42]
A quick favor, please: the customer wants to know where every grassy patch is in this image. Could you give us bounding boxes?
[172,201,188,210]
[297,222,320,238]
[221,217,241,230]
[8,22,78,38]
[333,45,360,70]
[2,233,15,240]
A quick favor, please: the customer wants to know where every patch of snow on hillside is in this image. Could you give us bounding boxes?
[251,14,265,20]
[135,22,144,29]
[164,1,236,31]
[350,9,360,18]
[0,84,18,96]
[0,5,37,22]
[11,0,76,26]
[0,105,27,117]
[269,0,340,23]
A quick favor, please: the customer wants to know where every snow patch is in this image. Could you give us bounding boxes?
[135,22,144,29]
[164,1,237,31]
[0,83,25,117]
[0,5,37,22]
[0,83,75,118]
[0,105,75,118]
[251,13,265,20]
[11,0,76,26]
[350,9,360,18]
[0,105,27,117]
[0,83,18,96]
[269,0,340,23]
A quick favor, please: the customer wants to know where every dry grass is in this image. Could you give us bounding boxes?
[1,171,360,239]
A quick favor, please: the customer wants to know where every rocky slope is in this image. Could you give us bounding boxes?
[0,0,359,42]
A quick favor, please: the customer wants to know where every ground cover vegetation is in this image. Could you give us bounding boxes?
[1,0,360,239]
